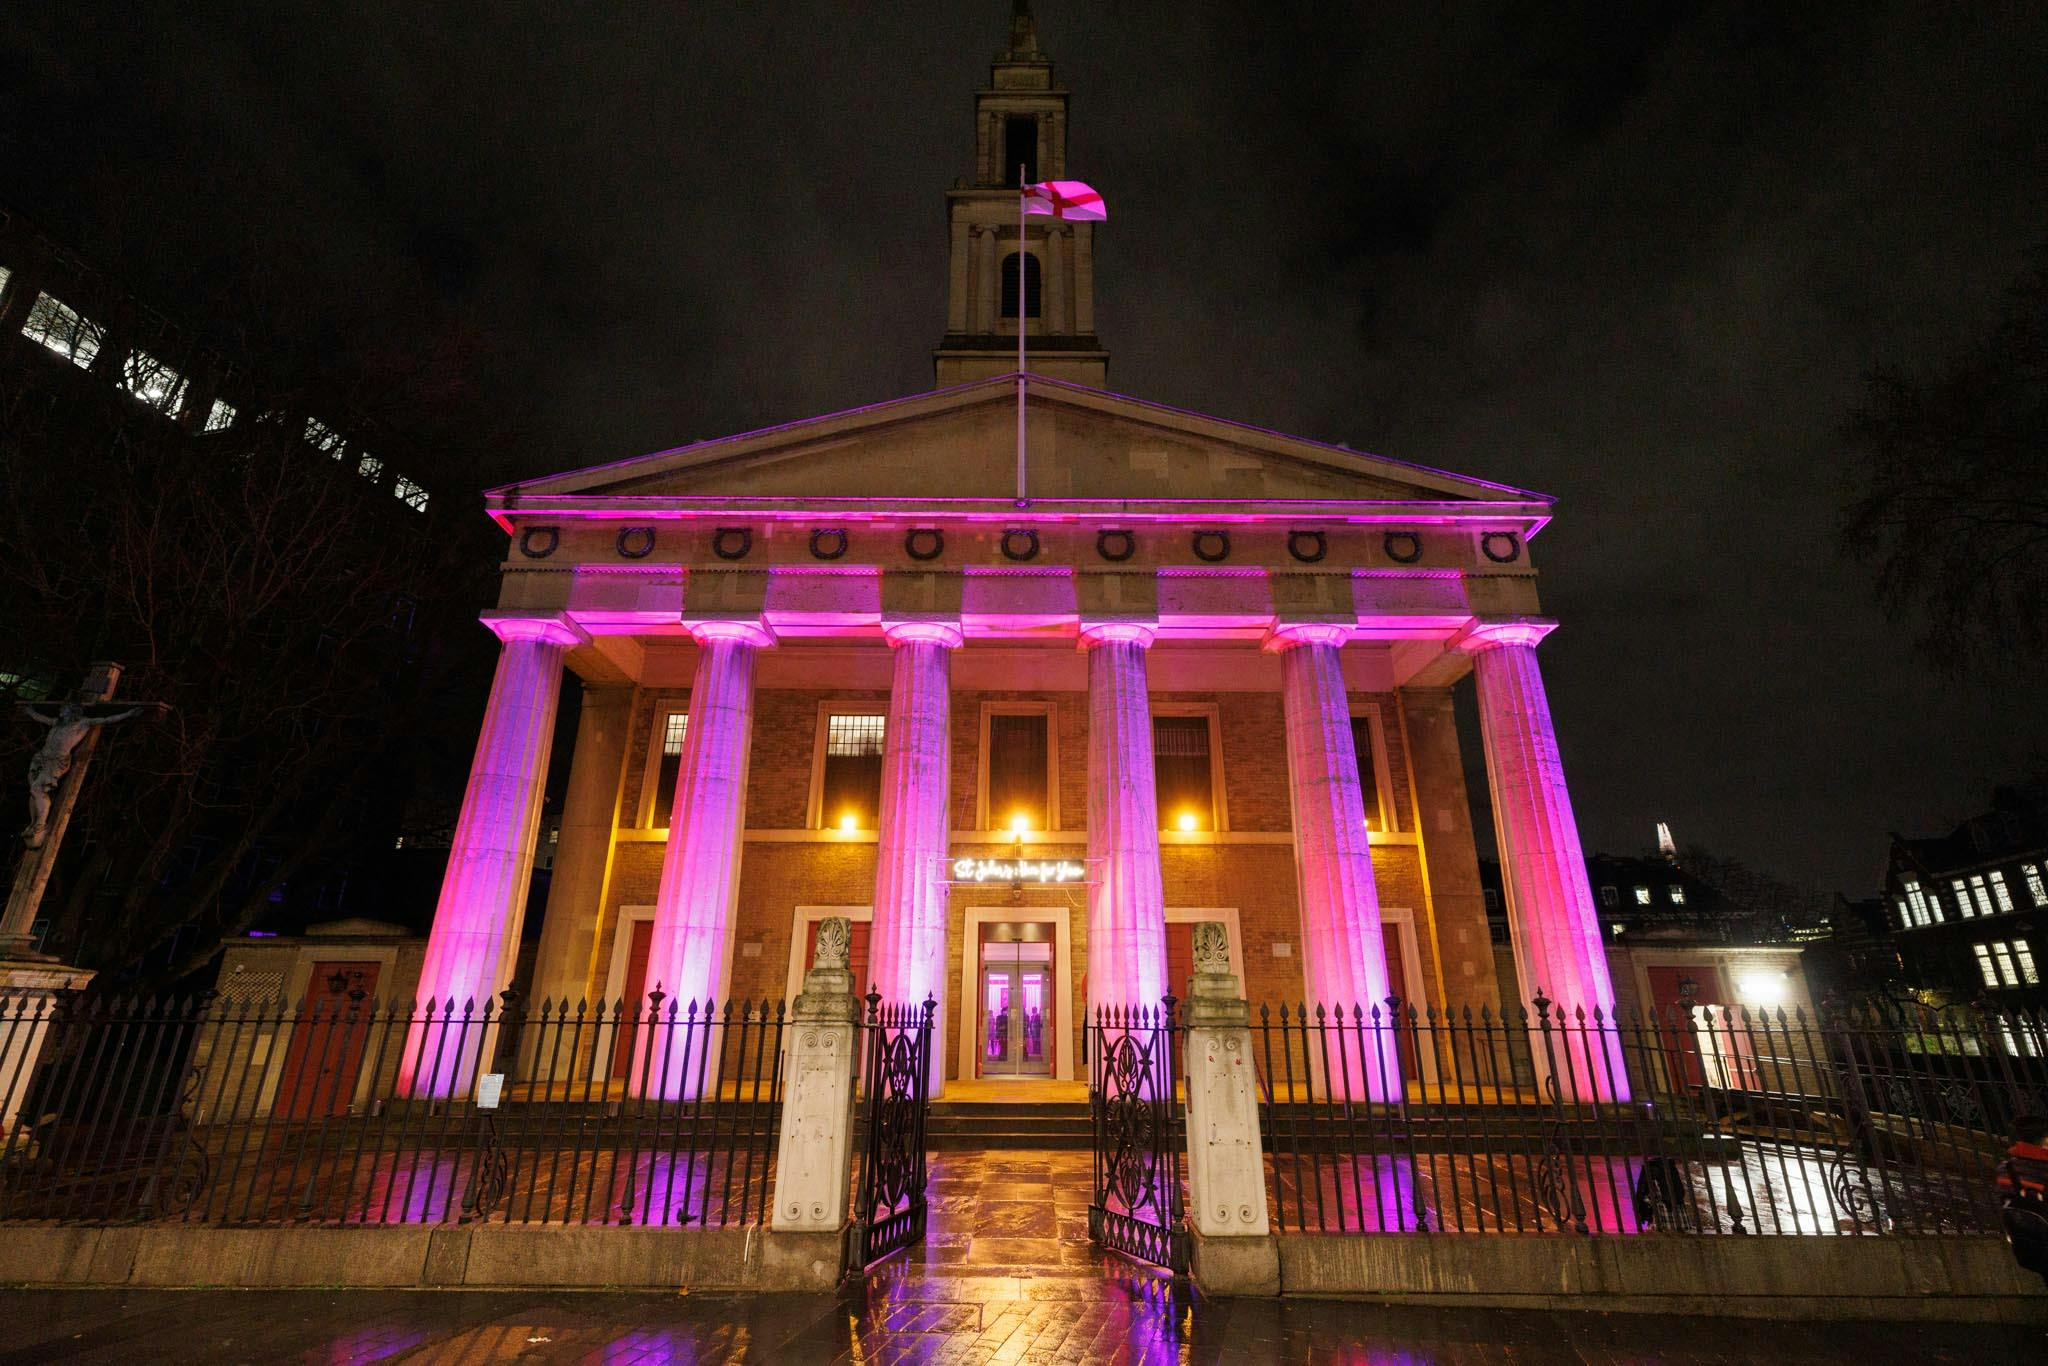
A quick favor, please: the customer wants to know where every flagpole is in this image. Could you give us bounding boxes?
[1016,164,1027,506]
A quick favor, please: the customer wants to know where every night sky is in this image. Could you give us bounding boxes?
[6,2,2045,894]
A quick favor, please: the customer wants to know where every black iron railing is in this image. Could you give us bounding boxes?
[0,990,786,1227]
[1251,996,2048,1237]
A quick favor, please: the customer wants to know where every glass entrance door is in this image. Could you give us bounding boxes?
[980,953,1053,1077]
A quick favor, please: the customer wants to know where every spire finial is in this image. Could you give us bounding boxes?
[1006,1,1042,60]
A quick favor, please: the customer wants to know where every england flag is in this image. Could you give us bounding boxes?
[1021,180,1106,221]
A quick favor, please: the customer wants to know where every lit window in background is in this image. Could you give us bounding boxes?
[2026,864,2048,908]
[205,398,237,432]
[304,416,346,456]
[1153,715,1213,831]
[120,348,187,415]
[1970,874,1995,916]
[1989,869,2014,912]
[1976,943,1999,989]
[1633,886,1651,906]
[1953,879,1976,917]
[394,475,430,512]
[650,710,689,827]
[2016,939,2039,986]
[21,292,103,369]
[1669,886,1687,905]
[357,451,384,481]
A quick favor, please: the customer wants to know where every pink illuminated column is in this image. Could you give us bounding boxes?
[640,623,771,1096]
[1266,624,1401,1102]
[1460,618,1628,1101]
[403,615,580,1097]
[867,622,961,1093]
[1081,623,1169,1017]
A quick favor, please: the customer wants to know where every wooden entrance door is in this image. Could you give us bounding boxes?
[1380,924,1426,1083]
[1646,966,1757,1091]
[277,961,382,1119]
[610,919,657,1080]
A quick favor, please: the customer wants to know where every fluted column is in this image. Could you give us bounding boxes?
[637,621,771,1099]
[868,621,961,1094]
[1082,623,1169,1016]
[404,614,580,1097]
[1266,624,1401,1102]
[1460,618,1628,1101]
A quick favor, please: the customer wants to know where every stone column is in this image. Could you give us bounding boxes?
[868,622,960,1095]
[523,684,631,1072]
[771,917,862,1235]
[1266,623,1401,1101]
[1081,623,1168,1016]
[638,621,770,1098]
[404,614,580,1097]
[1460,618,1628,1101]
[1182,922,1279,1295]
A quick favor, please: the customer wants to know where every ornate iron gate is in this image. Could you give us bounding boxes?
[1088,998,1189,1272]
[849,994,936,1271]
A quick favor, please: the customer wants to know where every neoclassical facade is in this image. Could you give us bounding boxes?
[408,17,1619,1099]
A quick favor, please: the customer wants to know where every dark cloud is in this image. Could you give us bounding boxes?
[4,1,2044,891]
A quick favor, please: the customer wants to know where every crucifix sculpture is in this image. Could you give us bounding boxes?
[3,662,162,960]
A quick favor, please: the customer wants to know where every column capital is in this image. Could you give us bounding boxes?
[1078,620,1157,649]
[882,620,965,649]
[482,612,586,648]
[686,619,775,649]
[1261,621,1352,653]
[1455,616,1557,655]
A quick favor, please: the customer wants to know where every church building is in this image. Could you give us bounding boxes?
[409,8,1619,1097]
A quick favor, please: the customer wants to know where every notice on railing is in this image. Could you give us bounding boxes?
[476,1073,504,1110]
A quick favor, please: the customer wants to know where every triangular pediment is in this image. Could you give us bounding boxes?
[494,376,1546,509]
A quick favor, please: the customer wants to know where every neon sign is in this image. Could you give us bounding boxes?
[951,857,1085,884]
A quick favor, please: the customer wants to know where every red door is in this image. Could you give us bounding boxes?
[611,919,657,1080]
[1380,925,1424,1084]
[277,961,381,1119]
[1165,922,1194,1005]
[1646,966,1756,1090]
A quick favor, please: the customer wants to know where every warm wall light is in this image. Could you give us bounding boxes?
[1176,811,1198,833]
[1737,971,1788,1007]
[1009,813,1029,835]
[839,813,858,832]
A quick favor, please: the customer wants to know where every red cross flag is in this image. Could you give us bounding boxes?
[1021,180,1107,221]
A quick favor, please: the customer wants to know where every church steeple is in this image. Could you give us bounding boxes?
[933,3,1108,389]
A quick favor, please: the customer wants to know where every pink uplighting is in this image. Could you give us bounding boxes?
[1461,619,1629,1101]
[1081,623,1169,1017]
[638,620,771,1100]
[867,621,962,1092]
[403,615,579,1098]
[1267,623,1402,1102]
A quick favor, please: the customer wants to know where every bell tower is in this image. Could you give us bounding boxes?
[933,2,1108,389]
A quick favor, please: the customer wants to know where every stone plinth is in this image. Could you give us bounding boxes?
[771,918,862,1234]
[1181,922,1278,1296]
[1081,623,1168,1014]
[0,958,96,1131]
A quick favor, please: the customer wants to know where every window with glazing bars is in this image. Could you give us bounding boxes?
[22,292,103,369]
[1153,715,1213,830]
[821,713,885,829]
[1989,869,2015,912]
[650,711,688,827]
[2027,864,2048,908]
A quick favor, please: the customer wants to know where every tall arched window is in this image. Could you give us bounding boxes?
[1000,251,1042,319]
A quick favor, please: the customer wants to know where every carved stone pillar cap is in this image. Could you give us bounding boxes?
[882,620,966,649]
[686,619,776,649]
[482,612,586,648]
[1261,621,1352,653]
[1456,616,1557,655]
[1077,620,1157,649]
